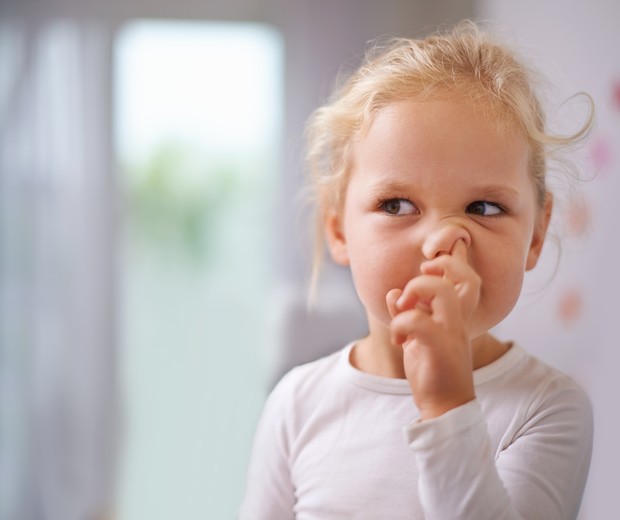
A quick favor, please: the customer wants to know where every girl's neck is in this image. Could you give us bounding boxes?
[350,326,509,379]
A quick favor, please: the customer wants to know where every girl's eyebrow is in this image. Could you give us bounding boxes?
[366,178,522,200]
[365,179,413,194]
[472,185,522,200]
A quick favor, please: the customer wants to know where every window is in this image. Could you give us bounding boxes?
[114,21,283,519]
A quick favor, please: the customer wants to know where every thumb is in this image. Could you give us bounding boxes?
[386,288,402,319]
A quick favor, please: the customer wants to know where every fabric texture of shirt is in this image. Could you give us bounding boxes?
[239,343,593,519]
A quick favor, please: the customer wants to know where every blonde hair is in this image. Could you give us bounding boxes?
[305,20,593,294]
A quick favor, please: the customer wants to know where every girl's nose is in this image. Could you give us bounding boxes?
[421,223,472,259]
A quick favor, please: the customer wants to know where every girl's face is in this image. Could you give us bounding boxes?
[325,98,552,340]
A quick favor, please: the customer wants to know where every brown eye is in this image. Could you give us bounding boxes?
[381,199,416,216]
[467,201,503,216]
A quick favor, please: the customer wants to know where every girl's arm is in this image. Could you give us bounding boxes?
[405,380,592,520]
[389,239,592,519]
[387,241,592,520]
[239,383,296,520]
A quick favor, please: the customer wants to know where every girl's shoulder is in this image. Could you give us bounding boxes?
[256,345,353,442]
[271,345,349,404]
[477,344,592,422]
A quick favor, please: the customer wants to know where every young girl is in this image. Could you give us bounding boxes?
[240,21,593,519]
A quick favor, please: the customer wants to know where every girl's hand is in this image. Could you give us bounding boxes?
[386,239,481,420]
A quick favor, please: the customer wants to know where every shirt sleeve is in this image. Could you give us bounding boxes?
[405,380,593,520]
[238,380,296,520]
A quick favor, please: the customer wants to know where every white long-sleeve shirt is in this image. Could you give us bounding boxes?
[240,343,592,519]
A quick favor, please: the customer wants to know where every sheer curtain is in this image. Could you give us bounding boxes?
[0,16,116,520]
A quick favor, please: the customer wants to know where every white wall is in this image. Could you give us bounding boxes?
[477,1,620,518]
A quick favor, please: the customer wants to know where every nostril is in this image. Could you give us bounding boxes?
[422,224,471,259]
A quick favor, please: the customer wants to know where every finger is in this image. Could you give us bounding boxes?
[449,238,477,300]
[390,308,435,345]
[396,277,425,312]
[450,237,468,262]
[396,275,460,323]
[420,238,469,278]
[420,253,475,287]
[419,251,481,314]
[386,288,402,319]
[391,304,459,347]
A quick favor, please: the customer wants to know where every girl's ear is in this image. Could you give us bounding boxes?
[324,210,350,266]
[526,194,553,271]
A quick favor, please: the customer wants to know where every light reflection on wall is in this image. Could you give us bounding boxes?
[113,21,283,520]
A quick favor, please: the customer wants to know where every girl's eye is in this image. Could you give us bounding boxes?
[467,201,504,216]
[381,198,417,216]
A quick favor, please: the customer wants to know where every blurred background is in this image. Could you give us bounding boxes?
[0,0,618,519]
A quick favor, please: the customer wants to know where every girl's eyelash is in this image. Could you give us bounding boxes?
[373,197,508,216]
[466,200,507,217]
[375,197,417,215]
[375,195,408,206]
[375,196,413,208]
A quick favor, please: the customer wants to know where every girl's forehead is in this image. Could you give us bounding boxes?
[356,98,528,157]
[344,98,533,192]
[365,95,524,138]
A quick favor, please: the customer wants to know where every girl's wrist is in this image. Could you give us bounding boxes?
[417,393,476,421]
